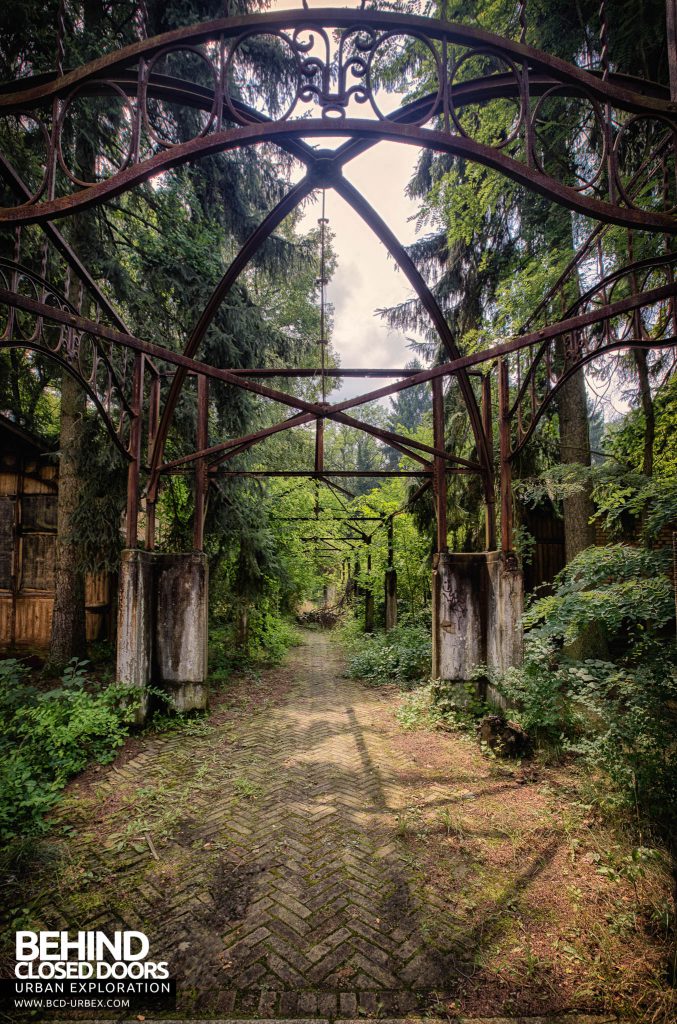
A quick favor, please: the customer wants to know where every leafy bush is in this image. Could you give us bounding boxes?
[247,602,300,664]
[209,609,299,682]
[397,678,491,732]
[523,544,674,647]
[344,619,431,687]
[497,544,677,835]
[0,659,137,842]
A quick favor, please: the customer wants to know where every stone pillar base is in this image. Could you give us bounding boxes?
[116,550,209,722]
[116,549,154,725]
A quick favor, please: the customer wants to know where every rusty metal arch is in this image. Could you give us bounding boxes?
[1,8,676,229]
[145,162,494,510]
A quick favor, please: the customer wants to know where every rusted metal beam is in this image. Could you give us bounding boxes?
[5,118,676,233]
[4,285,675,484]
[315,417,324,475]
[668,0,677,100]
[498,357,513,553]
[224,366,427,377]
[2,9,674,115]
[482,372,497,550]
[5,283,675,408]
[0,155,135,338]
[147,175,315,492]
[334,176,494,501]
[209,470,446,478]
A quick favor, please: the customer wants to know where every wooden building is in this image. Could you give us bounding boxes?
[0,416,112,648]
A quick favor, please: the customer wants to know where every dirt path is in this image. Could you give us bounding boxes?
[6,630,672,1021]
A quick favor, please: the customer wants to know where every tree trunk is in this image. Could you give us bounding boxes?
[633,348,654,476]
[235,603,249,651]
[557,360,596,562]
[49,370,87,665]
[557,358,606,659]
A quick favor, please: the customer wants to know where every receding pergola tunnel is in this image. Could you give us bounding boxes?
[1,7,676,714]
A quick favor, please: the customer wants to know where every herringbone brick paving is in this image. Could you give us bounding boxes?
[7,629,672,1022]
[16,631,480,1017]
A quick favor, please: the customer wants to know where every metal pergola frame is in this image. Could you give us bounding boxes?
[1,3,676,564]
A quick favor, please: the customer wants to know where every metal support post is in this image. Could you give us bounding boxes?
[193,373,208,551]
[125,352,144,548]
[498,357,513,553]
[482,371,497,550]
[432,376,448,553]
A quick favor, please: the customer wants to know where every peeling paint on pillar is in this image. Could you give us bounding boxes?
[116,549,153,724]
[154,552,209,712]
[432,551,523,702]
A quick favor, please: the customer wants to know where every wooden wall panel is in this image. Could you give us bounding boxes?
[0,596,13,643]
[14,594,53,645]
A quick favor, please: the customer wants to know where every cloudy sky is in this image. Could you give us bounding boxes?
[296,145,423,392]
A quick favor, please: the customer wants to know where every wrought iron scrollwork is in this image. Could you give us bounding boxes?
[0,8,675,230]
[506,253,677,456]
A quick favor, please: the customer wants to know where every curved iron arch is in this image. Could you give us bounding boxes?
[0,8,676,230]
[509,336,677,458]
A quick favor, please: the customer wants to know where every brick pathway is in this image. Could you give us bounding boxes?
[26,631,479,1018]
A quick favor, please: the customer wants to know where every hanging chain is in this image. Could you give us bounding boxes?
[318,190,328,405]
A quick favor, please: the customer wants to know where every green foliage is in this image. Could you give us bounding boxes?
[344,619,431,688]
[523,544,674,646]
[0,659,137,842]
[395,677,491,733]
[430,677,492,729]
[396,683,443,730]
[497,544,677,836]
[71,416,127,572]
[209,612,299,680]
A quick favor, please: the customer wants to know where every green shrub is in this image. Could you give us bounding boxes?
[0,659,137,842]
[344,619,431,687]
[209,608,299,681]
[497,544,677,835]
[523,544,674,647]
[247,603,299,664]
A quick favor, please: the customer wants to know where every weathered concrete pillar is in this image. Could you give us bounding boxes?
[116,549,154,724]
[154,552,209,712]
[486,552,524,690]
[384,568,397,631]
[431,551,523,700]
[432,553,485,694]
